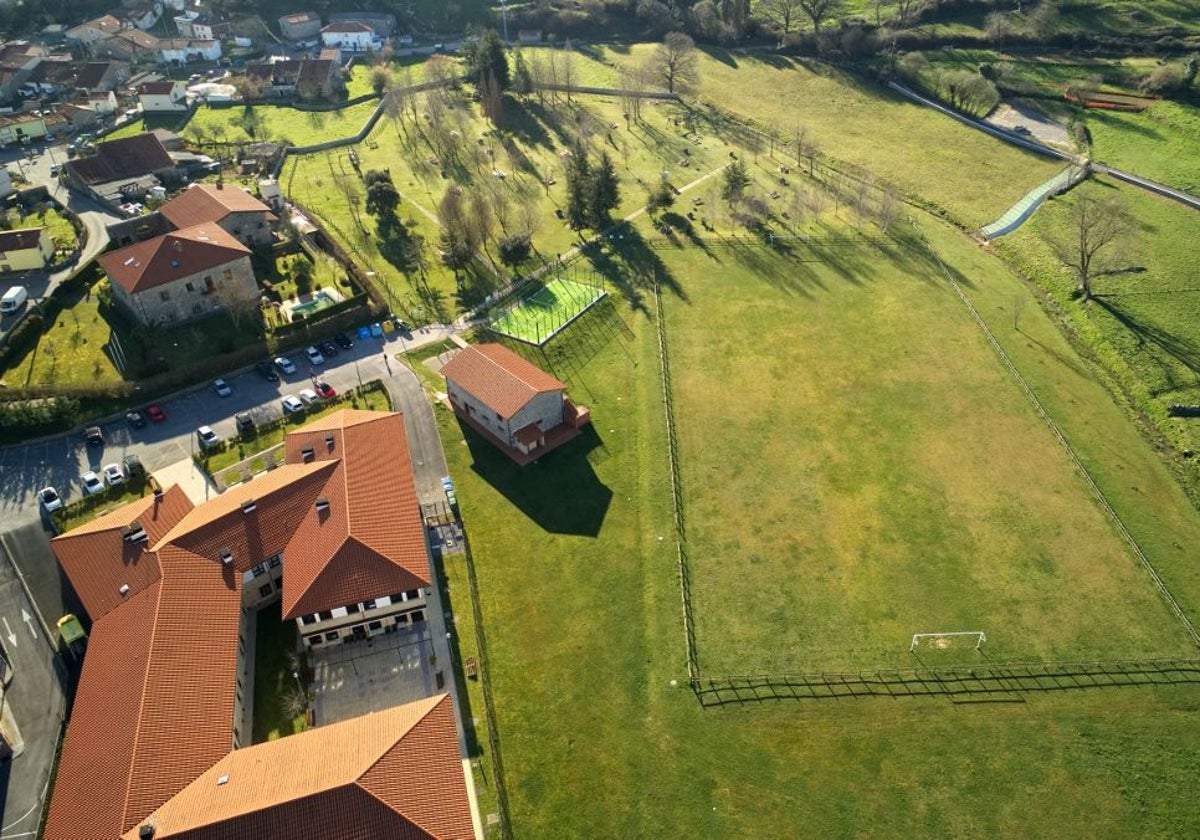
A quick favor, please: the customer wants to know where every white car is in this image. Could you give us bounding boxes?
[275,356,296,375]
[305,346,325,366]
[298,387,320,406]
[197,425,220,449]
[281,394,304,414]
[213,378,233,397]
[102,463,126,487]
[81,471,104,496]
[38,486,63,512]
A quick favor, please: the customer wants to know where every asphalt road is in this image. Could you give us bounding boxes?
[0,531,67,840]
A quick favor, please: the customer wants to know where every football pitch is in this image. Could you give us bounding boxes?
[662,234,1197,675]
[490,277,606,346]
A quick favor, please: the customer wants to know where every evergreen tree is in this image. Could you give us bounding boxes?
[588,152,621,227]
[513,50,533,97]
[465,29,510,91]
[565,146,591,230]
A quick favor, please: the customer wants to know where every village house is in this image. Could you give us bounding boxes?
[245,58,340,100]
[0,112,51,146]
[64,132,179,204]
[101,28,161,62]
[58,103,100,131]
[136,79,187,111]
[319,21,380,52]
[158,37,221,65]
[0,41,47,100]
[97,221,255,326]
[87,89,119,114]
[0,227,53,272]
[73,61,130,93]
[173,10,232,40]
[441,343,592,463]
[328,11,395,37]
[278,10,321,41]
[65,15,123,45]
[159,182,278,246]
[117,0,163,31]
[44,411,474,840]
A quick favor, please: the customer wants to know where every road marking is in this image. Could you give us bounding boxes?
[21,608,36,639]
[2,616,15,647]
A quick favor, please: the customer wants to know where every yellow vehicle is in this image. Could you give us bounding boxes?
[57,614,87,655]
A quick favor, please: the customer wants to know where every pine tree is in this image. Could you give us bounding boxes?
[588,151,621,227]
[565,146,591,230]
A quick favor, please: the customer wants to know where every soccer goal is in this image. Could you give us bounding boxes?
[909,631,986,653]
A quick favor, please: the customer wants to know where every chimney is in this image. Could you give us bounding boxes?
[241,498,256,514]
[315,497,330,513]
[139,824,155,839]
[219,547,233,565]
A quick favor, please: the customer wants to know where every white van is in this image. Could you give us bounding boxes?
[0,285,28,314]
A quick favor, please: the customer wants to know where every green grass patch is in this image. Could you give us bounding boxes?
[1087,101,1200,193]
[252,599,308,743]
[439,208,1200,837]
[53,478,155,533]
[663,223,1194,672]
[185,100,378,147]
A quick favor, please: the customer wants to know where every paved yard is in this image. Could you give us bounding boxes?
[309,624,443,726]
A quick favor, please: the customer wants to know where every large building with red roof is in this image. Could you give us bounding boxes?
[441,343,591,464]
[45,410,469,840]
[159,182,278,246]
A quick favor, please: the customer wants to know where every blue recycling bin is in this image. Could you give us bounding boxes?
[357,326,371,340]
[370,322,383,337]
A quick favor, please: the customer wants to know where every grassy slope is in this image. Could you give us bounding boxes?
[444,210,1200,837]
[1088,101,1200,193]
[664,230,1193,673]
[601,44,1062,229]
[185,100,378,147]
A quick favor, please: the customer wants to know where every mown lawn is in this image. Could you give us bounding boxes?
[185,100,378,147]
[440,205,1200,837]
[1087,101,1200,193]
[664,223,1195,672]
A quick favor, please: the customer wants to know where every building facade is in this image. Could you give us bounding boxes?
[0,227,53,271]
[137,79,187,111]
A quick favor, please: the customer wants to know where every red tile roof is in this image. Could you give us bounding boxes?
[47,412,461,840]
[441,343,567,419]
[159,183,276,231]
[98,222,251,294]
[125,695,474,839]
[137,80,178,95]
[322,21,372,32]
[281,410,430,619]
[0,227,45,252]
[50,486,193,620]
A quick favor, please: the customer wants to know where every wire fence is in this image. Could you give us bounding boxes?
[458,528,513,839]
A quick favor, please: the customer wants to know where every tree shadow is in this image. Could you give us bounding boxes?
[462,420,613,537]
[699,45,739,68]
[1092,295,1200,379]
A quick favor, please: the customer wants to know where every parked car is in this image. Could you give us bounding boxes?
[126,410,146,428]
[275,356,297,375]
[281,394,304,414]
[304,346,325,366]
[102,463,125,487]
[38,486,63,513]
[85,426,104,447]
[80,471,104,495]
[146,404,167,423]
[235,411,256,436]
[319,340,339,358]
[298,387,320,406]
[213,378,233,397]
[334,332,354,350]
[122,454,145,478]
[256,360,280,382]
[315,380,336,399]
[196,425,220,450]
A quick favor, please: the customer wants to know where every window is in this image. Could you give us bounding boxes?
[405,589,420,601]
[411,610,425,623]
[251,563,268,578]
[223,268,233,281]
[368,621,382,631]
[364,600,377,611]
[268,556,282,569]
[347,603,360,614]
[185,281,195,292]
[159,290,170,301]
[258,583,273,598]
[331,606,348,619]
[318,610,332,621]
[300,614,316,626]
[324,631,339,641]
[204,275,215,291]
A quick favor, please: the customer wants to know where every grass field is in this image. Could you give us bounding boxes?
[436,203,1200,836]
[184,100,378,147]
[1087,101,1200,193]
[490,276,606,345]
[663,224,1194,672]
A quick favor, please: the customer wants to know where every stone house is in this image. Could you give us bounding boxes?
[136,79,188,111]
[159,182,278,246]
[97,221,255,326]
[441,342,592,463]
[278,10,321,40]
[319,21,379,52]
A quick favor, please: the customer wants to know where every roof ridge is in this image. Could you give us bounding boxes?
[121,577,165,834]
[481,347,545,393]
[357,696,442,783]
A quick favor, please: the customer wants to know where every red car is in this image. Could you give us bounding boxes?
[146,404,167,423]
[315,380,336,399]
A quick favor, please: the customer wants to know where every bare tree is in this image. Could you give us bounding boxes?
[528,49,548,107]
[222,279,263,331]
[653,32,700,95]
[791,124,820,176]
[875,186,902,233]
[798,0,844,39]
[1052,193,1134,302]
[561,39,576,102]
[758,0,804,36]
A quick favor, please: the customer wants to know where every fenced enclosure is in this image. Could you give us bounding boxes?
[488,271,607,347]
